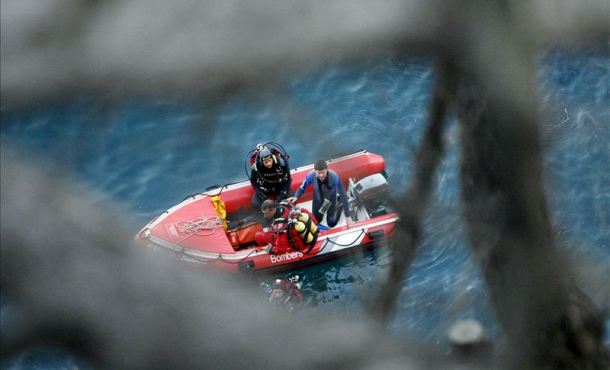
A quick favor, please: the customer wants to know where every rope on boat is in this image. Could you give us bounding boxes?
[176,216,222,236]
[168,215,259,266]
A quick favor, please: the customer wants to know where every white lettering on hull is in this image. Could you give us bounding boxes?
[270,251,303,264]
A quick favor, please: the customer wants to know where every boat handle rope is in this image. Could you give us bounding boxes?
[208,183,233,196]
[219,248,260,265]
[312,229,366,254]
[181,182,233,200]
[181,248,260,266]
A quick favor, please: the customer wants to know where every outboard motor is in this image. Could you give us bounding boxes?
[353,173,389,217]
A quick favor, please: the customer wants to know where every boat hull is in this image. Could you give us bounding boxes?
[154,212,398,273]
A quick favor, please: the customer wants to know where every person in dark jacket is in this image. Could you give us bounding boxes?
[249,146,292,209]
[287,159,352,228]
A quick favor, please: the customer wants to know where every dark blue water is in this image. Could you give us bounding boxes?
[1,48,609,367]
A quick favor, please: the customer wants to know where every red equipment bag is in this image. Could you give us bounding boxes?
[227,221,263,248]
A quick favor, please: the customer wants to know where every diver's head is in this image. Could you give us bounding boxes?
[259,147,274,168]
[261,199,277,220]
[269,279,285,303]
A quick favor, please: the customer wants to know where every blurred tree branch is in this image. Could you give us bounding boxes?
[1,0,608,105]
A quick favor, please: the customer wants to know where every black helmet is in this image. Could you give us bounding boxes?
[259,147,273,161]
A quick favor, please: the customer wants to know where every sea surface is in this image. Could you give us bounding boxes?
[1,46,609,368]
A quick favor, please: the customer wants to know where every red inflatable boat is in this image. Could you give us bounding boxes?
[135,150,399,272]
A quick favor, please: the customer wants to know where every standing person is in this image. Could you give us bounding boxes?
[287,159,352,228]
[249,144,292,209]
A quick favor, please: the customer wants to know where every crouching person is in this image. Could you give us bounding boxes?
[254,199,319,255]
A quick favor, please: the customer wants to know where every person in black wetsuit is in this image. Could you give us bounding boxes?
[250,146,293,209]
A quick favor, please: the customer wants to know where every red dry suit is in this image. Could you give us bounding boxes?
[255,205,318,255]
